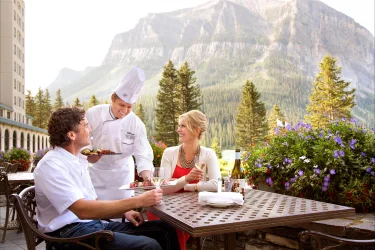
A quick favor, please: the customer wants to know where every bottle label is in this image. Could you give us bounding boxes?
[230,179,246,192]
[235,152,241,159]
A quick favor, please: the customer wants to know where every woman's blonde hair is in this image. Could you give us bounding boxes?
[179,110,208,140]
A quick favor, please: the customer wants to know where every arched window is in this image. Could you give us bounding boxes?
[27,133,30,150]
[13,131,17,148]
[45,137,48,148]
[37,136,40,151]
[5,130,10,151]
[32,134,35,153]
[20,132,24,148]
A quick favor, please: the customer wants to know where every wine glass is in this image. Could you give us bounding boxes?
[194,156,207,185]
[152,167,165,189]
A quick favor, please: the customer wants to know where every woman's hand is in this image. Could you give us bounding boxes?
[87,155,102,163]
[185,167,204,183]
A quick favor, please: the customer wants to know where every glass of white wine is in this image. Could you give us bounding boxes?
[194,156,207,185]
[152,167,165,204]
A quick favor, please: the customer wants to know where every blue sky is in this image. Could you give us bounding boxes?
[25,0,374,93]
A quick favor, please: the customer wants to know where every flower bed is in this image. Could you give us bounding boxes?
[2,147,31,171]
[243,119,375,212]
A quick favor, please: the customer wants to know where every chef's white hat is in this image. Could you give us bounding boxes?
[114,67,145,104]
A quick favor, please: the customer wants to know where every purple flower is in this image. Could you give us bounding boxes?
[291,178,296,183]
[372,158,375,164]
[371,172,375,176]
[366,167,372,173]
[268,165,273,169]
[285,182,290,190]
[361,152,366,157]
[339,150,345,157]
[323,181,329,187]
[334,136,344,146]
[286,124,292,131]
[298,170,304,176]
[266,177,273,186]
[314,169,321,174]
[305,124,312,130]
[322,186,328,192]
[349,139,356,149]
[324,175,330,182]
[330,169,336,175]
[350,118,356,124]
[333,150,339,158]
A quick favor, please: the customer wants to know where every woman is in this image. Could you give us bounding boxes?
[148,110,221,250]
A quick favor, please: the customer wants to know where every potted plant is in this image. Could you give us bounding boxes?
[243,119,375,212]
[4,147,31,172]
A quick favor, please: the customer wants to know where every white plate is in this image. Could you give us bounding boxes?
[207,201,234,208]
[119,180,177,190]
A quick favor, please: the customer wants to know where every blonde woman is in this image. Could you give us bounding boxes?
[148,110,221,250]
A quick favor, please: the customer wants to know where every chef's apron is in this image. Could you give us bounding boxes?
[89,117,135,200]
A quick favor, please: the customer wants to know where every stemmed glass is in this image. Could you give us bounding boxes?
[152,167,165,204]
[194,156,207,185]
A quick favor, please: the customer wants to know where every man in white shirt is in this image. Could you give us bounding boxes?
[34,107,180,250]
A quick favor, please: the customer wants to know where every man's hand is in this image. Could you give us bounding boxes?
[87,155,102,163]
[125,210,144,227]
[138,188,163,207]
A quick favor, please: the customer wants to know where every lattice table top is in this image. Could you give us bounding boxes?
[147,189,355,237]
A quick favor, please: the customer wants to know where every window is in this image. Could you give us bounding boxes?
[14,96,16,105]
[22,22,24,31]
[18,97,21,107]
[18,81,21,91]
[14,79,16,89]
[22,8,24,16]
[0,109,3,117]
[14,62,16,72]
[7,111,11,119]
[14,27,16,37]
[14,10,16,21]
[14,112,16,121]
[18,113,21,122]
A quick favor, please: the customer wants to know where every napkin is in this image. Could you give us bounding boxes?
[198,191,244,206]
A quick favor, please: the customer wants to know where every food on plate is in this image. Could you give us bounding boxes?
[81,148,116,156]
[129,179,169,188]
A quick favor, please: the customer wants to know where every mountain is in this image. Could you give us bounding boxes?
[47,0,375,136]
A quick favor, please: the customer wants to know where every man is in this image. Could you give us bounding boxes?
[86,66,153,201]
[34,107,180,250]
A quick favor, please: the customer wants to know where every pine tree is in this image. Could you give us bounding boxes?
[87,95,100,109]
[72,97,83,107]
[178,62,202,112]
[305,55,356,128]
[155,60,181,146]
[53,89,64,110]
[25,90,35,117]
[235,80,267,148]
[42,89,53,129]
[33,88,44,128]
[135,103,146,123]
[211,137,222,159]
[267,104,285,138]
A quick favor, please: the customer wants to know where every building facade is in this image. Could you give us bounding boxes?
[0,0,49,153]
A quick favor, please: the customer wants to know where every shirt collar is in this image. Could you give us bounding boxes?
[54,147,80,162]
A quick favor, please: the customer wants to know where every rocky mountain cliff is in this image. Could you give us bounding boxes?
[47,0,374,126]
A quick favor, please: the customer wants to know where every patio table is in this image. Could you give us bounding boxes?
[146,189,355,250]
[7,172,34,185]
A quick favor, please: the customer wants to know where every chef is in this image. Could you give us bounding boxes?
[85,66,153,201]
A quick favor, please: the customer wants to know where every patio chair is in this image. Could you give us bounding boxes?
[298,230,375,250]
[10,186,114,250]
[0,168,21,242]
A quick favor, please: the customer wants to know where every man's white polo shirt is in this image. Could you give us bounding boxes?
[34,147,97,233]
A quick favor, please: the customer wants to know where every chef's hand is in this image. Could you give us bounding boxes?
[138,188,163,206]
[124,210,144,227]
[87,155,102,163]
[185,167,204,183]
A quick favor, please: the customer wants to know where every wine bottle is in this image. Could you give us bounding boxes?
[230,149,245,193]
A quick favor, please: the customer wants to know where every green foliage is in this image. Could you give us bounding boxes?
[211,137,222,159]
[72,97,83,107]
[235,80,267,148]
[244,119,375,212]
[53,89,64,111]
[150,138,167,166]
[25,90,35,118]
[33,88,45,128]
[305,55,356,128]
[87,95,100,109]
[135,103,146,123]
[155,60,181,146]
[32,148,50,165]
[178,62,202,112]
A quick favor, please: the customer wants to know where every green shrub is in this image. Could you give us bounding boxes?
[4,147,31,171]
[244,119,375,212]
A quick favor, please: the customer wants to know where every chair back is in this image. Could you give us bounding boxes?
[0,162,18,173]
[10,186,44,249]
[0,169,10,199]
